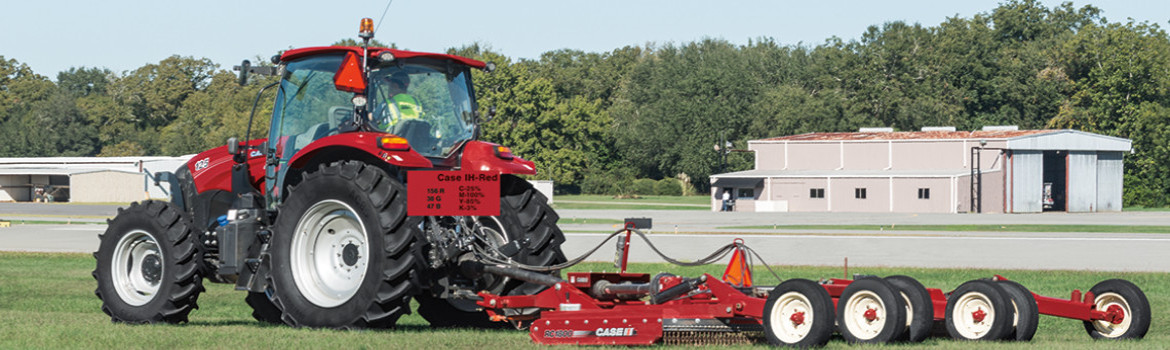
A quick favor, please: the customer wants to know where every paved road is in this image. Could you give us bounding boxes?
[4,204,1170,271]
[4,223,1169,272]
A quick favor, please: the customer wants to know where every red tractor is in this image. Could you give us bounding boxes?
[93,18,565,329]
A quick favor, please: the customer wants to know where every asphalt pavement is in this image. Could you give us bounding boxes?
[3,203,1169,271]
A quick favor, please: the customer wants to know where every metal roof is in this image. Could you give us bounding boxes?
[711,168,994,179]
[0,168,143,176]
[755,130,1054,142]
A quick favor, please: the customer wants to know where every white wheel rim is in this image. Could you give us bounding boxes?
[843,290,887,340]
[900,292,914,329]
[1091,292,1133,338]
[953,292,996,339]
[291,200,369,308]
[111,230,163,306]
[769,292,815,343]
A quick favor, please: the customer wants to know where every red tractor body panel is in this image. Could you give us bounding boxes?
[461,141,537,175]
[281,47,487,69]
[188,139,267,194]
[286,132,433,169]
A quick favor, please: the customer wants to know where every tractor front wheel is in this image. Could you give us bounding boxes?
[93,200,204,324]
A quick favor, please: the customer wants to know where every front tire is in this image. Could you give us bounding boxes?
[93,201,204,323]
[417,175,566,328]
[265,161,422,328]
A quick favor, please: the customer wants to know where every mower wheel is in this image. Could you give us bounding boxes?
[762,279,834,348]
[418,175,566,328]
[93,200,204,324]
[265,161,423,328]
[837,277,907,344]
[945,279,1014,341]
[885,275,934,343]
[1082,279,1150,340]
[997,280,1038,341]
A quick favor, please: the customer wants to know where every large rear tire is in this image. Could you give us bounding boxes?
[264,161,423,328]
[417,175,567,328]
[93,200,204,323]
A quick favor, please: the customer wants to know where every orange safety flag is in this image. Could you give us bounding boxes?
[722,248,753,287]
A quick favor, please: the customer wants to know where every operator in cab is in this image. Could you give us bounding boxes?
[376,71,424,131]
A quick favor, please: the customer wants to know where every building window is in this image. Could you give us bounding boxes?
[918,188,930,199]
[855,188,867,199]
[737,188,754,199]
[809,188,824,199]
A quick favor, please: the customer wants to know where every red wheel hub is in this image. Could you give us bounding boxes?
[790,311,805,325]
[972,308,987,323]
[863,308,879,322]
[1105,304,1126,324]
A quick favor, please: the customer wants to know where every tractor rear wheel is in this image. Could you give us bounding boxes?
[263,161,422,328]
[417,175,566,328]
[93,200,204,324]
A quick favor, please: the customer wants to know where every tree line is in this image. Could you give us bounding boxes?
[1,0,1168,205]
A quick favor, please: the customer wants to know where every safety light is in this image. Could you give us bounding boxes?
[494,146,514,160]
[377,136,410,151]
[359,18,374,39]
[351,95,368,107]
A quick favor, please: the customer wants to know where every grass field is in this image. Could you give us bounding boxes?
[720,224,1170,234]
[2,252,1166,349]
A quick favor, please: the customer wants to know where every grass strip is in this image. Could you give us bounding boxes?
[2,252,1165,349]
[719,224,1170,234]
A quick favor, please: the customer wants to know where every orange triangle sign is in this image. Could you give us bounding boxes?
[722,248,752,287]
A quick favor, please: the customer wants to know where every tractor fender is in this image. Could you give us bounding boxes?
[188,139,267,195]
[460,141,537,175]
[287,132,433,170]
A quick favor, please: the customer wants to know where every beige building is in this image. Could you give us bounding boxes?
[0,157,191,203]
[711,127,1131,213]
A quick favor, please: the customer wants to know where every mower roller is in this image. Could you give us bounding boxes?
[475,220,1151,347]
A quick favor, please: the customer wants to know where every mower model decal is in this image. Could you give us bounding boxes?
[543,329,593,338]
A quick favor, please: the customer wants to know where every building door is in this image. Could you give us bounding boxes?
[1042,150,1067,212]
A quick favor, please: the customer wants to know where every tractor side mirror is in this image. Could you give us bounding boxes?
[235,60,251,86]
[227,137,240,155]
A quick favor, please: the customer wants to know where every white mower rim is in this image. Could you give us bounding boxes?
[769,291,815,343]
[1091,292,1133,338]
[843,290,887,340]
[953,291,996,339]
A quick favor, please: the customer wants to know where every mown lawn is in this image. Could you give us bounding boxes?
[720,224,1170,234]
[1,252,1166,349]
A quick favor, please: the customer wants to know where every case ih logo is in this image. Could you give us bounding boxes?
[595,328,637,337]
[543,328,637,338]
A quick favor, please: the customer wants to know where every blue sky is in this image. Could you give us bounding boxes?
[1,0,1166,80]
